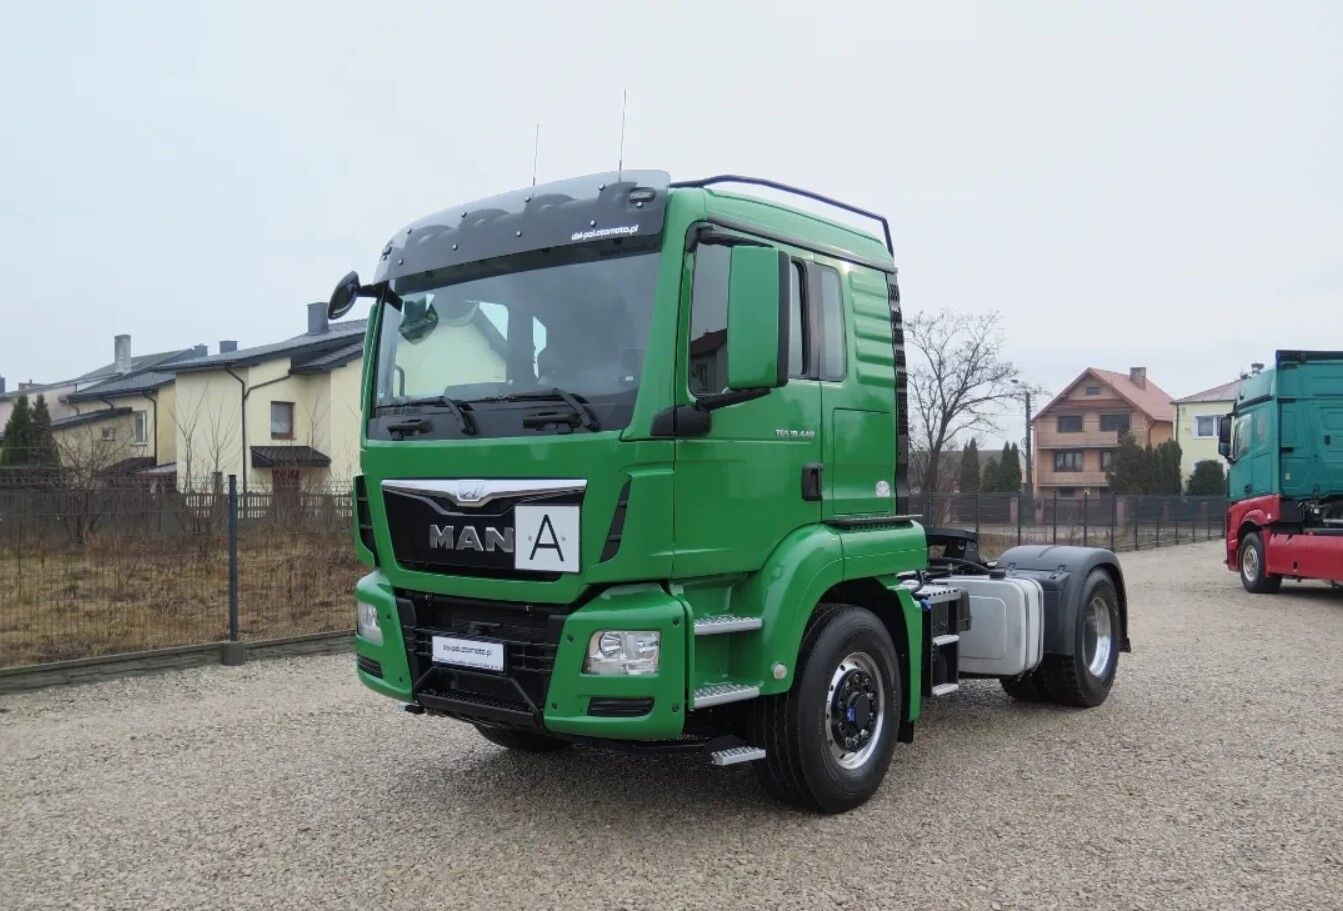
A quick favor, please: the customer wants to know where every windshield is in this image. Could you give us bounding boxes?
[374,249,659,429]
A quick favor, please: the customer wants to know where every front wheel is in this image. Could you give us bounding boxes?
[750,604,902,813]
[1239,532,1282,594]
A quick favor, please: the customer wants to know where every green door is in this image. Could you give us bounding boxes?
[673,242,821,577]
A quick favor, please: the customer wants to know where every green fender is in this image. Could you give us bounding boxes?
[729,523,926,725]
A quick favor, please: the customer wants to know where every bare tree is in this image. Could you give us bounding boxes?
[906,310,1021,495]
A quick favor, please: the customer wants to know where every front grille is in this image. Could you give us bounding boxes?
[356,655,384,678]
[398,592,569,727]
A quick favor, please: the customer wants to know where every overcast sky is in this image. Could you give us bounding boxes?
[1,2,1339,446]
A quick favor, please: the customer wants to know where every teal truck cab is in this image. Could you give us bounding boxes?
[332,172,1128,811]
[1220,351,1343,591]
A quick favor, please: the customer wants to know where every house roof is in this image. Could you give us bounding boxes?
[66,368,177,402]
[250,445,331,468]
[1174,378,1243,404]
[171,320,367,374]
[291,340,364,374]
[1036,368,1174,424]
[71,349,196,383]
[49,407,133,431]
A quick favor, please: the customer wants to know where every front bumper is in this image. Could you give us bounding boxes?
[354,571,688,739]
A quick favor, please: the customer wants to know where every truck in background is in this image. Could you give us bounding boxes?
[1220,350,1343,591]
[332,171,1129,812]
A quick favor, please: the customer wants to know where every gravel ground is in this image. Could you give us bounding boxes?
[2,541,1341,911]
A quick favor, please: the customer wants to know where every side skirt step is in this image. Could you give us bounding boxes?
[930,682,960,697]
[692,683,760,709]
[694,615,763,635]
[709,745,766,766]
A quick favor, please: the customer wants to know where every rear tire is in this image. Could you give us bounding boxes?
[475,725,571,753]
[750,603,902,813]
[1238,532,1282,593]
[1038,570,1121,708]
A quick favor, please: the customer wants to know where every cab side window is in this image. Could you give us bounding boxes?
[688,244,805,396]
[1232,413,1252,461]
[814,264,847,381]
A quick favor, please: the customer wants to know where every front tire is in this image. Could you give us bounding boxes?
[1238,532,1282,593]
[750,604,902,813]
[1038,570,1121,707]
[474,725,571,753]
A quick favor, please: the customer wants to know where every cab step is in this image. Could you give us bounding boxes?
[693,615,763,636]
[692,683,760,709]
[930,682,960,697]
[709,745,767,766]
[931,634,960,647]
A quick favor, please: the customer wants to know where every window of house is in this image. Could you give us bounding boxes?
[132,411,148,445]
[1085,385,1101,396]
[1057,487,1077,496]
[1100,449,1117,471]
[270,401,295,439]
[1099,413,1131,433]
[1194,414,1219,437]
[814,264,847,382]
[1054,450,1084,472]
[100,426,116,441]
[1057,415,1083,433]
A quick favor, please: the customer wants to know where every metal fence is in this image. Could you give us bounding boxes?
[0,478,362,670]
[913,491,1227,557]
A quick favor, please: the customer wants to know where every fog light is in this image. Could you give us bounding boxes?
[585,630,660,675]
[356,602,383,645]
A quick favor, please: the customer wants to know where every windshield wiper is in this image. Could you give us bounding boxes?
[484,388,600,432]
[379,393,477,436]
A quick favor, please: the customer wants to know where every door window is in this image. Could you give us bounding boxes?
[688,244,804,396]
[814,265,847,382]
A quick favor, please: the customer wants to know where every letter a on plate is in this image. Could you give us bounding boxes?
[514,505,580,572]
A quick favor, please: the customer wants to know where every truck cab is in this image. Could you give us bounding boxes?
[1221,351,1343,591]
[337,172,1127,811]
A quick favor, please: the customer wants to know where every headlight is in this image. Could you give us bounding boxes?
[584,630,660,675]
[356,602,383,645]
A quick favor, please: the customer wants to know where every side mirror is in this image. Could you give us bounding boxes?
[1217,414,1233,461]
[328,271,362,320]
[725,246,789,391]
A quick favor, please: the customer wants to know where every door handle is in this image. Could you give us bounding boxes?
[802,464,823,501]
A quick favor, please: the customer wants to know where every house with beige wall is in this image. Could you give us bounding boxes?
[1031,367,1174,498]
[170,304,366,494]
[1172,378,1242,484]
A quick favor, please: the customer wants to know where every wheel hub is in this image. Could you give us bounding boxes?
[830,668,879,754]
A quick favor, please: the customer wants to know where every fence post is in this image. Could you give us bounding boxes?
[1051,490,1058,545]
[222,474,246,666]
[1082,491,1089,547]
[1133,498,1139,550]
[974,491,981,538]
[1016,491,1023,545]
[1110,494,1117,551]
[1155,502,1162,548]
[1172,500,1179,545]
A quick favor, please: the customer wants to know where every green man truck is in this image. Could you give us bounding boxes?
[1219,351,1343,592]
[332,172,1129,812]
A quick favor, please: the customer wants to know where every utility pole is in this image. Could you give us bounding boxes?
[1012,379,1034,494]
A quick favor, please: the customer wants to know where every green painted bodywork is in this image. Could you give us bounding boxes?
[1229,351,1343,500]
[352,181,929,740]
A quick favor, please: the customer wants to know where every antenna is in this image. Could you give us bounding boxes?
[531,123,540,187]
[617,89,627,180]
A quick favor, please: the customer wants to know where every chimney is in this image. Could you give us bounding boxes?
[0,376,5,395]
[219,340,238,353]
[307,302,329,336]
[192,344,207,357]
[1129,366,1147,388]
[114,334,132,374]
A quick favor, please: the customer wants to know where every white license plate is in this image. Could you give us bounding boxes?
[431,636,505,672]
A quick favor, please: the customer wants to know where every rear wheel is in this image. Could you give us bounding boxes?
[999,670,1050,702]
[1238,532,1282,593]
[1038,570,1121,707]
[474,725,571,753]
[750,604,902,813]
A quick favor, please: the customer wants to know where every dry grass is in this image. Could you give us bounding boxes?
[0,524,363,668]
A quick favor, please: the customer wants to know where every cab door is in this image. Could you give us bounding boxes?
[672,240,821,578]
